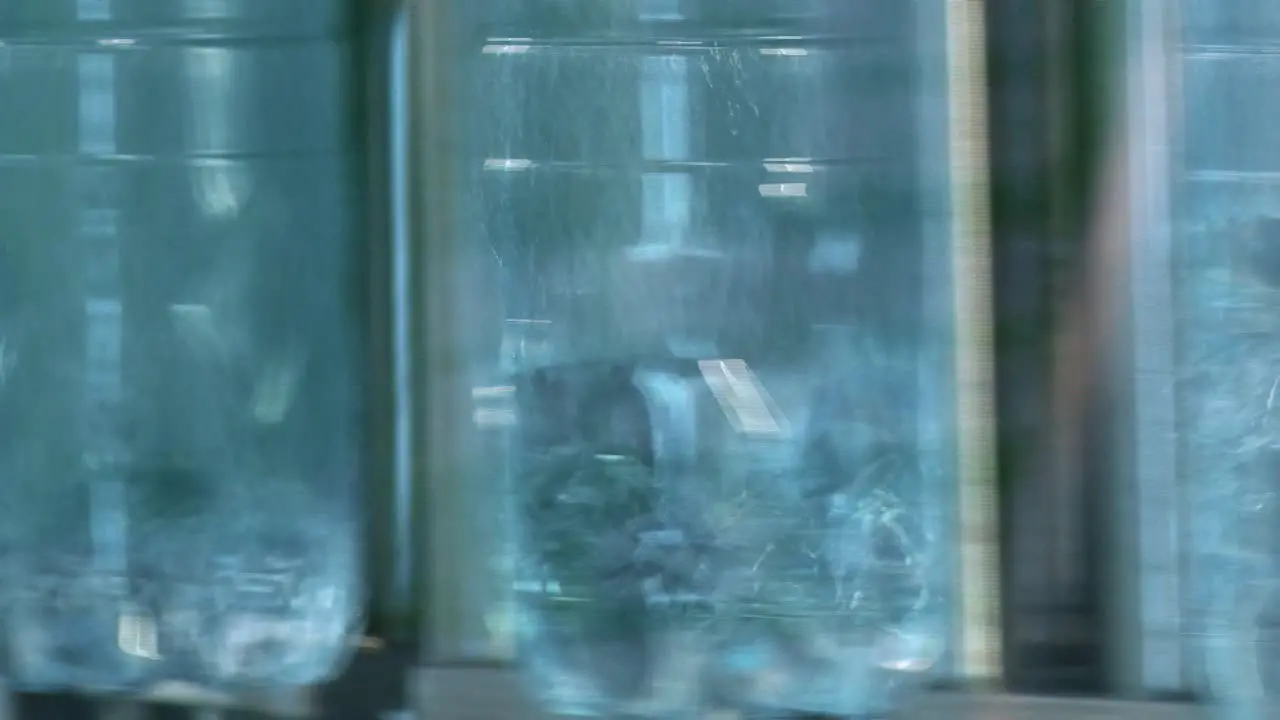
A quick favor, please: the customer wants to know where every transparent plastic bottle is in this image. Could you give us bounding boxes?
[1177,3,1280,715]
[475,0,954,715]
[0,0,363,692]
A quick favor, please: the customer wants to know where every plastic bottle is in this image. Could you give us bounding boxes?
[477,0,951,715]
[0,0,363,692]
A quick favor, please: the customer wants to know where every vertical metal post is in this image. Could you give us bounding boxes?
[410,0,457,666]
[410,0,494,666]
[363,0,417,648]
[943,0,1004,685]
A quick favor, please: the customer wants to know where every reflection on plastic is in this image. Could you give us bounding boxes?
[0,1,362,692]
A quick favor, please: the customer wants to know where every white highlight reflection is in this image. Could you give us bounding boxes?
[698,359,789,437]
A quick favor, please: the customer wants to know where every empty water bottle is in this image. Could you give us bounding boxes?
[0,0,363,691]
[474,0,956,715]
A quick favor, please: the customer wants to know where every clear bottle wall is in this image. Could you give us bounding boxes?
[0,0,364,691]
[1178,0,1280,709]
[468,0,957,715]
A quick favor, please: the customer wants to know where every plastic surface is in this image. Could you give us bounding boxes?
[469,1,957,716]
[0,1,363,692]
[1178,8,1280,713]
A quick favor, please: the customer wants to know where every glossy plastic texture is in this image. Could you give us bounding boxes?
[469,0,957,716]
[0,0,363,692]
[1178,7,1280,712]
